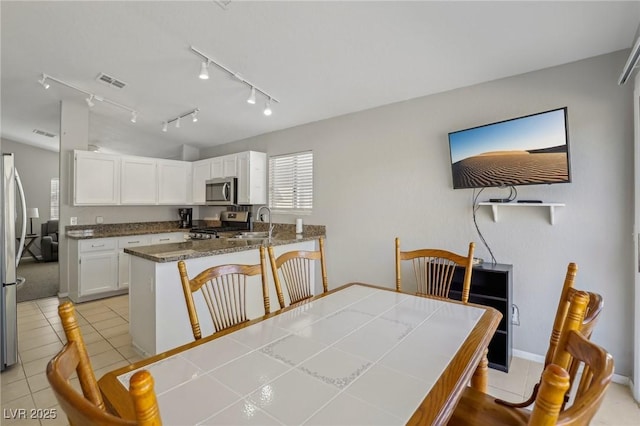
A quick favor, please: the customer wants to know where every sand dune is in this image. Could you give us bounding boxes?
[452,152,569,188]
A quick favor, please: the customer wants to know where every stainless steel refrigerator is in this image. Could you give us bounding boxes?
[1,153,27,371]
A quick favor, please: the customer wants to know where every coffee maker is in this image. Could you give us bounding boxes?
[178,208,192,229]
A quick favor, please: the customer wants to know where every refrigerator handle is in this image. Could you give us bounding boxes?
[14,169,27,267]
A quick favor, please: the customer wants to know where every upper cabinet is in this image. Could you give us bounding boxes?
[73,149,266,206]
[73,151,120,205]
[121,156,157,205]
[237,151,266,205]
[158,160,191,205]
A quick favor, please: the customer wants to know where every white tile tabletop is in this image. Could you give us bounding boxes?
[113,284,486,425]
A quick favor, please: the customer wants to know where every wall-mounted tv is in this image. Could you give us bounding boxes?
[448,107,571,189]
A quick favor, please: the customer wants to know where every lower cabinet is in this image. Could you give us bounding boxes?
[69,232,186,302]
[449,262,513,372]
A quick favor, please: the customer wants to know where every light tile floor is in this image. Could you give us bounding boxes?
[1,295,639,425]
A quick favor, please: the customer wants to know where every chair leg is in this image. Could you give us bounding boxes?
[470,348,489,393]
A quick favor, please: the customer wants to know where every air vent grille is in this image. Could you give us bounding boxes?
[96,73,127,89]
[32,129,56,138]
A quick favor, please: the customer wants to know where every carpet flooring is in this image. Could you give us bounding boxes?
[16,259,59,302]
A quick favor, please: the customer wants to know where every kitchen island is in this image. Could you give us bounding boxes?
[125,229,325,355]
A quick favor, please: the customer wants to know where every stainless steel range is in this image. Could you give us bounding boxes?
[189,211,251,240]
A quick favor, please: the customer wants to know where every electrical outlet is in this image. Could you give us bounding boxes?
[96,216,103,224]
[511,304,520,326]
[70,217,78,225]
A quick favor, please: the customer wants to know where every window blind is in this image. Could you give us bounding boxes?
[268,151,313,214]
[50,178,59,220]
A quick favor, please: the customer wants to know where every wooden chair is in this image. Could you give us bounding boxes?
[178,245,270,339]
[267,237,328,309]
[395,238,475,303]
[496,263,604,409]
[448,291,614,426]
[47,301,161,425]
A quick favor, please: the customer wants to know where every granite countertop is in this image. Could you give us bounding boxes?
[66,221,189,240]
[124,231,324,263]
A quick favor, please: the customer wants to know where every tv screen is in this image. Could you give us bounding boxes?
[448,107,571,189]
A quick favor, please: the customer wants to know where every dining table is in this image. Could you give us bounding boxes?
[98,283,501,425]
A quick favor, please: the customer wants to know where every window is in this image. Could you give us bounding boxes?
[50,178,59,220]
[269,151,313,214]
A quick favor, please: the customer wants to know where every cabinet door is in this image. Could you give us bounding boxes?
[237,151,266,205]
[79,252,118,296]
[222,154,238,177]
[74,151,120,205]
[192,159,212,204]
[121,156,157,204]
[211,158,224,179]
[118,236,152,289]
[158,160,190,204]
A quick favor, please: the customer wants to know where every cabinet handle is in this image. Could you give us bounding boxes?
[160,238,169,241]
[92,244,105,248]
[128,241,140,244]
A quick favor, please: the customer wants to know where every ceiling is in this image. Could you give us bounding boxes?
[2,1,639,158]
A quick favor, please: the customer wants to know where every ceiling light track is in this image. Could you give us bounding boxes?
[162,108,199,132]
[190,46,280,112]
[38,73,138,122]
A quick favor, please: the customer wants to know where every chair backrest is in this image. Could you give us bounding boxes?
[267,237,328,309]
[544,263,604,368]
[49,302,161,425]
[528,291,614,426]
[395,238,475,303]
[178,245,270,339]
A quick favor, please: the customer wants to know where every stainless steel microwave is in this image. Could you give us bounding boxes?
[205,177,237,206]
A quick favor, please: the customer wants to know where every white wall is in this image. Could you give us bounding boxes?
[1,138,58,258]
[202,50,635,376]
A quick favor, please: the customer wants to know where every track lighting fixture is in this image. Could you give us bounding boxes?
[38,74,50,89]
[190,46,279,115]
[37,73,137,120]
[247,86,256,104]
[263,97,272,116]
[199,61,210,80]
[161,108,199,132]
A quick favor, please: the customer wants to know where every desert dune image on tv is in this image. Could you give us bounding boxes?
[448,108,570,189]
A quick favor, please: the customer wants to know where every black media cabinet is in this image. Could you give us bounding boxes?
[449,262,513,372]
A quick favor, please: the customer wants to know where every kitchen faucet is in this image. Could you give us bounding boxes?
[257,206,273,239]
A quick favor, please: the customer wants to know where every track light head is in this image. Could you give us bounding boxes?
[175,118,181,128]
[192,110,198,123]
[162,121,168,132]
[247,86,256,105]
[263,97,272,116]
[130,111,137,123]
[85,95,95,108]
[199,61,210,80]
[38,75,50,89]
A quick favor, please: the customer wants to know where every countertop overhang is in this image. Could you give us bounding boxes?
[123,233,324,263]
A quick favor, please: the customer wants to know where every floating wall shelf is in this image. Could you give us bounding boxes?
[478,202,566,225]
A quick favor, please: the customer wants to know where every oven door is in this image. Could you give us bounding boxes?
[205,178,236,205]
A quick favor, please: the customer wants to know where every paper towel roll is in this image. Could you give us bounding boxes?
[296,218,303,234]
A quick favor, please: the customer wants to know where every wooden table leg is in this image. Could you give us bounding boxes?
[470,348,489,393]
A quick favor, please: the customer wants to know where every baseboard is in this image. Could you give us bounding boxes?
[513,349,629,385]
[57,292,68,298]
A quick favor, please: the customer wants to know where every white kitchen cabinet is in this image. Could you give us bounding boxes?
[237,151,267,205]
[73,150,120,205]
[75,238,119,299]
[158,160,191,205]
[118,235,152,289]
[121,156,158,205]
[211,154,238,179]
[192,159,212,204]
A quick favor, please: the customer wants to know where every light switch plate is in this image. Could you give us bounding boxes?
[70,217,78,225]
[96,216,103,224]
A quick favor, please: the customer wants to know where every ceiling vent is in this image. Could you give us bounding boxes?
[32,129,56,138]
[215,0,232,10]
[96,73,127,89]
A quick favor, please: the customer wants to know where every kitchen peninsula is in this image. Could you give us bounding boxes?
[124,226,326,355]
